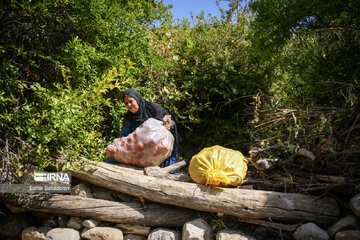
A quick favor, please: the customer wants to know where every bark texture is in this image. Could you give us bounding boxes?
[70,161,340,224]
[0,193,197,227]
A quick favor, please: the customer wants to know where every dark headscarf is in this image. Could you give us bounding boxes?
[123,89,179,157]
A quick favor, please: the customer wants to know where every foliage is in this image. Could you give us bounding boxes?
[0,0,171,171]
[145,8,273,151]
[245,0,360,176]
[249,0,360,107]
[210,215,228,233]
[1,0,359,178]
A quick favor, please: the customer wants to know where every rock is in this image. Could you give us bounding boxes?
[22,226,50,240]
[253,226,273,240]
[111,191,135,202]
[216,230,257,240]
[293,222,330,240]
[57,215,69,228]
[83,219,100,229]
[116,224,151,236]
[0,213,29,238]
[335,230,360,240]
[148,228,179,240]
[182,218,212,240]
[328,215,358,237]
[93,191,115,201]
[81,227,123,240]
[43,215,58,228]
[91,186,134,202]
[123,234,147,240]
[67,217,83,230]
[71,183,93,198]
[350,194,360,216]
[38,227,52,234]
[46,228,80,240]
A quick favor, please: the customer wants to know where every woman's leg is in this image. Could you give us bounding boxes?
[160,152,179,174]
[106,158,118,164]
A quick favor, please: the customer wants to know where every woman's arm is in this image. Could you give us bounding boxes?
[163,119,172,130]
[121,119,136,137]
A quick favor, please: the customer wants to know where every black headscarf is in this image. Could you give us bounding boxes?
[123,89,179,157]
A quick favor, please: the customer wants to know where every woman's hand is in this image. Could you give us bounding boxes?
[163,119,172,130]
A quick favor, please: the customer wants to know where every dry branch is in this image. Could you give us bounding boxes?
[70,161,340,224]
[0,193,197,227]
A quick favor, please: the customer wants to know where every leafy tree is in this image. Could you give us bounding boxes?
[249,0,360,107]
[0,0,171,172]
[245,0,360,176]
[146,9,274,151]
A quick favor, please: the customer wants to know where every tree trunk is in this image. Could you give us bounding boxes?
[0,193,197,227]
[71,162,340,224]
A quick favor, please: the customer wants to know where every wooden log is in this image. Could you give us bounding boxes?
[71,161,340,224]
[144,161,186,177]
[0,193,197,227]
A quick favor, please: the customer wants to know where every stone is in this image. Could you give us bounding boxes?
[81,227,123,240]
[93,191,115,201]
[216,230,257,240]
[71,183,93,198]
[111,191,135,202]
[350,194,360,216]
[182,218,212,240]
[21,226,50,240]
[37,227,53,234]
[116,224,151,236]
[328,215,358,237]
[67,216,83,230]
[46,228,80,240]
[335,230,360,240]
[148,228,179,240]
[123,234,147,240]
[83,219,100,229]
[253,226,272,240]
[43,215,58,228]
[293,222,330,240]
[57,215,69,228]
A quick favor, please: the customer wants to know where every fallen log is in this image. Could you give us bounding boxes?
[0,193,197,227]
[71,161,340,224]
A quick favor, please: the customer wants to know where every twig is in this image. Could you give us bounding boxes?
[255,117,286,128]
[162,161,186,173]
[255,109,348,128]
[218,94,256,108]
[344,112,360,149]
[315,174,346,184]
[144,161,186,178]
[340,124,360,137]
[334,150,360,155]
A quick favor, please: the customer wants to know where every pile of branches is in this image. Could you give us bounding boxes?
[242,94,360,196]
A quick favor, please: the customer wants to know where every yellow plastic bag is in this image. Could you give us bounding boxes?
[189,145,249,187]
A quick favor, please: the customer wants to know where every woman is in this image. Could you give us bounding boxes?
[107,89,179,172]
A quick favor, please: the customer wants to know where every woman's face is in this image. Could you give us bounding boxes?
[124,95,139,113]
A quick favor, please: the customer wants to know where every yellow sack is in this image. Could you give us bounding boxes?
[189,145,249,187]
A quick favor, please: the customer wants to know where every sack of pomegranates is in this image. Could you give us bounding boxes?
[105,118,174,167]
